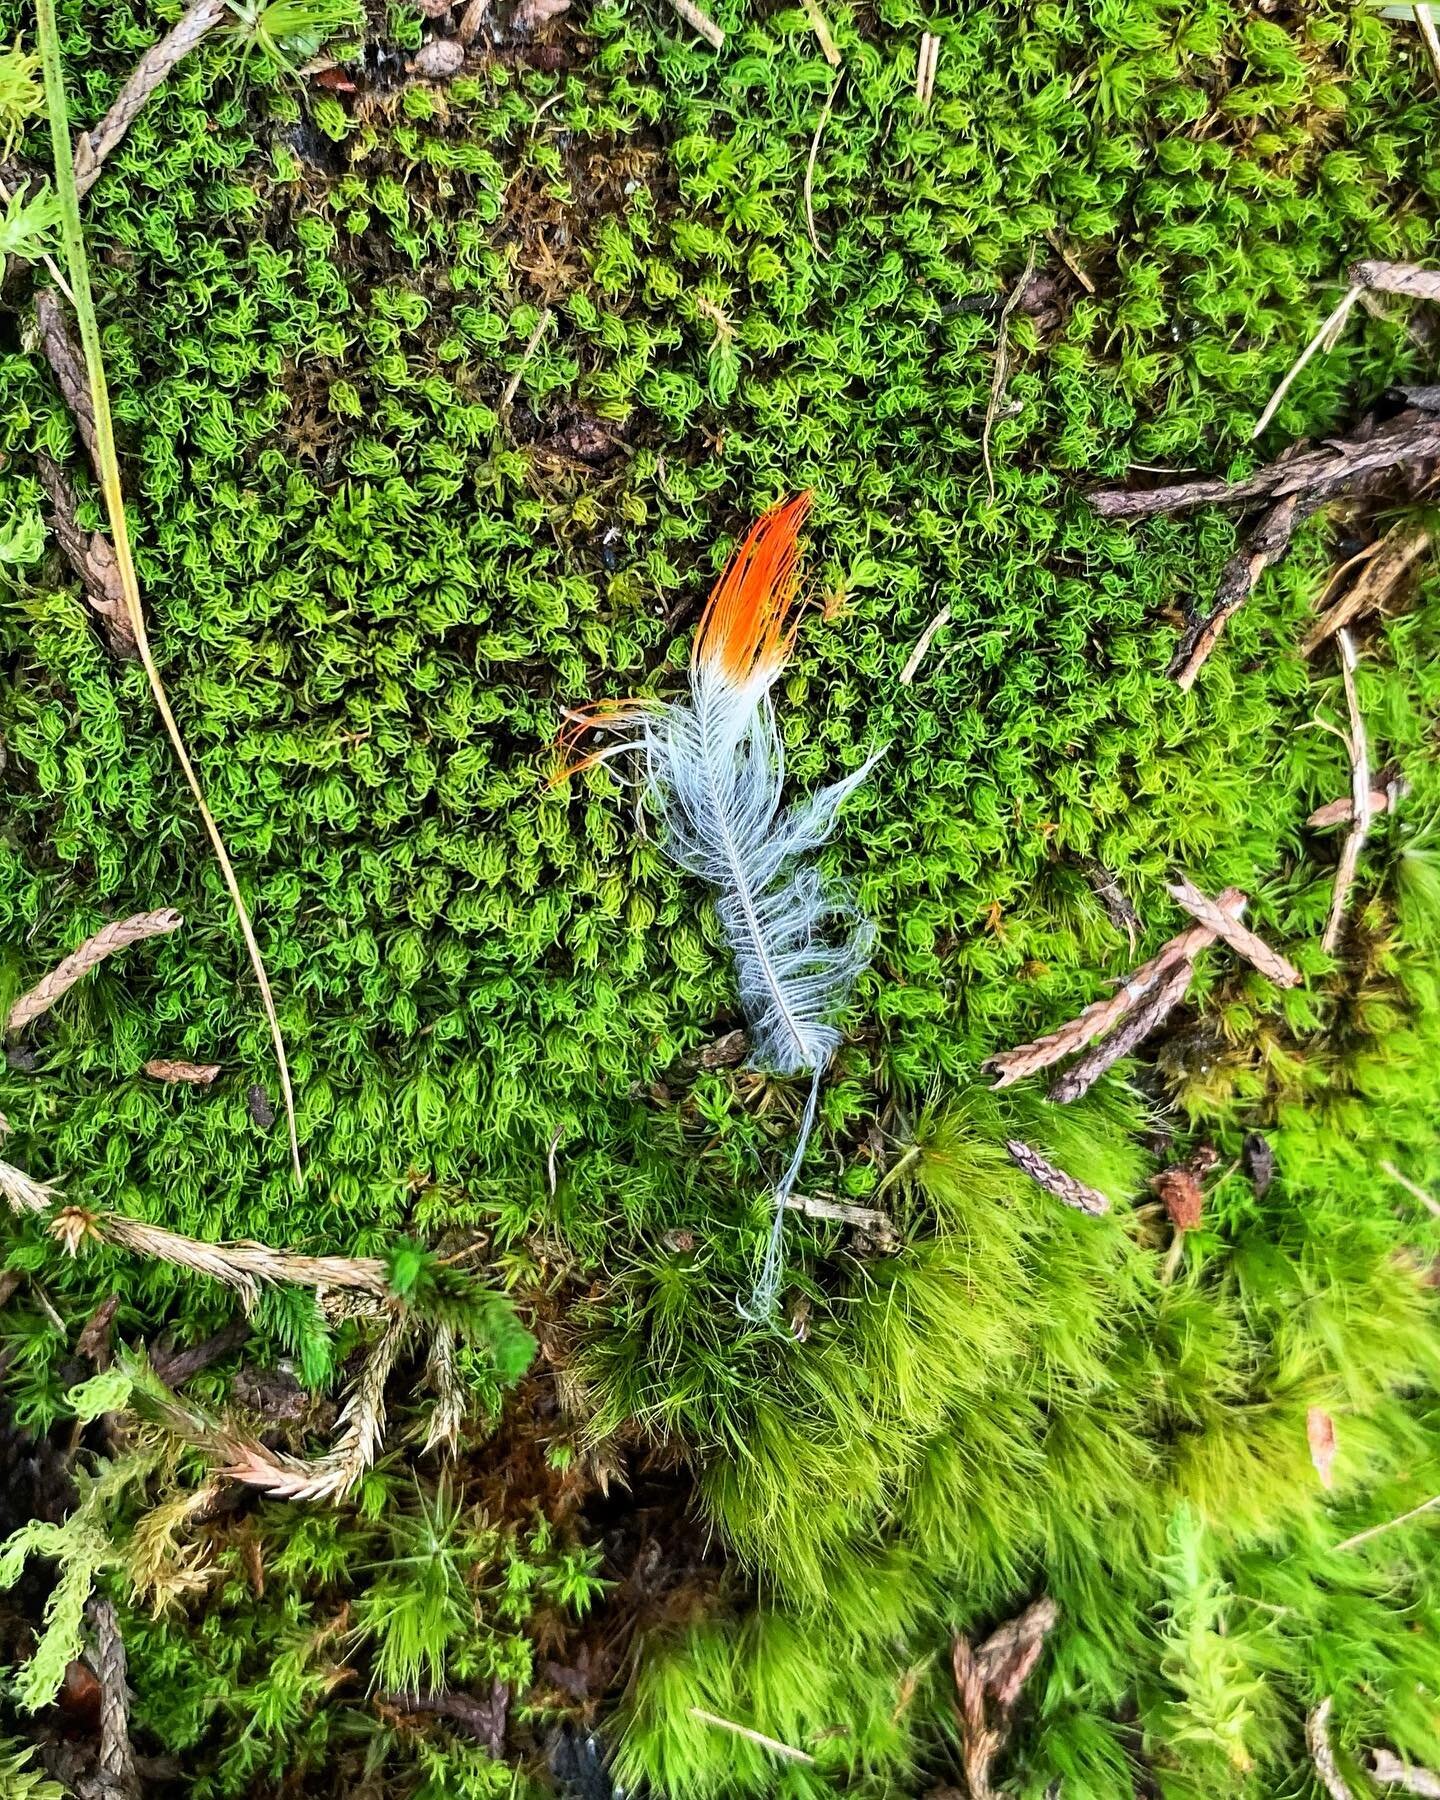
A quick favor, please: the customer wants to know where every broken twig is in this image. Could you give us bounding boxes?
[1166,877,1301,987]
[1046,958,1195,1104]
[1170,493,1303,690]
[665,0,724,50]
[1335,1492,1440,1552]
[1322,630,1371,954]
[1006,1140,1110,1216]
[1372,1748,1440,1798]
[1301,519,1431,656]
[914,31,939,107]
[7,909,183,1036]
[1307,1698,1355,1800]
[799,0,840,66]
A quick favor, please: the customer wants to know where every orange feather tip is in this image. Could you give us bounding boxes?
[549,698,650,785]
[692,493,814,685]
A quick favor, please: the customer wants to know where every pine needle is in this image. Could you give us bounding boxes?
[34,0,302,1183]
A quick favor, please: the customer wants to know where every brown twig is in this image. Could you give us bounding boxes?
[1005,1140,1111,1216]
[986,889,1245,1088]
[84,1596,139,1800]
[383,1682,509,1757]
[1166,877,1301,987]
[898,602,951,684]
[1045,957,1195,1104]
[72,0,232,198]
[1301,519,1431,656]
[143,1058,222,1085]
[7,909,183,1036]
[1307,1698,1355,1800]
[1322,630,1371,954]
[1170,493,1306,690]
[35,452,139,658]
[982,249,1036,506]
[665,0,724,49]
[149,1319,250,1388]
[802,76,841,260]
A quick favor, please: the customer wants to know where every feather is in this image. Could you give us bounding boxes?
[561,496,882,1316]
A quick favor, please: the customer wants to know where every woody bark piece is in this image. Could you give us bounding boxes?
[149,1318,249,1387]
[6,910,183,1036]
[36,453,139,659]
[1301,520,1431,656]
[1006,1140,1111,1216]
[1089,409,1440,520]
[1350,260,1440,301]
[1047,957,1195,1104]
[143,1058,222,1085]
[1166,877,1302,987]
[35,290,99,475]
[72,0,232,198]
[383,1682,509,1757]
[1170,493,1306,690]
[1323,629,1371,956]
[987,889,1245,1088]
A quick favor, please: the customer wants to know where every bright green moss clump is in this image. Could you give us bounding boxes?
[3,0,1440,1793]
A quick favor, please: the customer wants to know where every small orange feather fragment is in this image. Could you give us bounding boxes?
[692,493,812,684]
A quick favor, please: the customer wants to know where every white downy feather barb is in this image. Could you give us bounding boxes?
[560,495,882,1317]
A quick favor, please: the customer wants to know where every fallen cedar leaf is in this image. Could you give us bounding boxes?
[144,1058,222,1086]
[1308,1698,1355,1800]
[1308,1406,1338,1491]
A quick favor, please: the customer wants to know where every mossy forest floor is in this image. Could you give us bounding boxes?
[4,0,1440,1795]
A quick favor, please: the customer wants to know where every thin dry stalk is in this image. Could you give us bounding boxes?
[802,76,841,260]
[987,889,1245,1088]
[0,1158,60,1215]
[1301,519,1431,656]
[666,0,724,49]
[1372,1748,1440,1797]
[1166,877,1301,986]
[1046,957,1195,1104]
[784,1192,894,1231]
[72,0,231,196]
[1172,491,1306,689]
[7,909,183,1037]
[85,1596,138,1799]
[1251,287,1362,441]
[48,1207,388,1309]
[899,602,951,684]
[983,249,1037,506]
[143,1058,222,1085]
[1335,1491,1440,1552]
[1006,1139,1111,1216]
[914,31,939,107]
[799,0,840,65]
[688,1707,815,1765]
[1307,1698,1355,1800]
[37,13,304,1183]
[1379,1158,1440,1217]
[499,306,553,411]
[1044,228,1095,294]
[1322,630,1371,954]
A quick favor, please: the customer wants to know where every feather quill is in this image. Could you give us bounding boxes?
[561,496,882,1316]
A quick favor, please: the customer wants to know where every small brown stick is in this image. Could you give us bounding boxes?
[1006,1139,1111,1216]
[1307,1698,1355,1800]
[144,1058,222,1085]
[1089,410,1440,521]
[799,0,840,66]
[1044,228,1095,295]
[1171,492,1305,690]
[7,909,183,1036]
[1335,1491,1440,1553]
[1046,957,1195,1105]
[688,1707,815,1765]
[987,889,1245,1088]
[1322,630,1371,954]
[85,1596,139,1800]
[802,76,841,260]
[1301,519,1431,656]
[1379,1158,1440,1218]
[1372,1747,1440,1797]
[1414,4,1440,89]
[666,0,724,50]
[35,289,99,475]
[36,453,139,659]
[914,31,939,107]
[1166,877,1301,987]
[49,1207,389,1309]
[72,0,232,197]
[982,248,1037,506]
[499,306,552,412]
[784,1192,897,1247]
[899,602,951,684]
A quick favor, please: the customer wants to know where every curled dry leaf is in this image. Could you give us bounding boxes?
[144,1058,222,1085]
